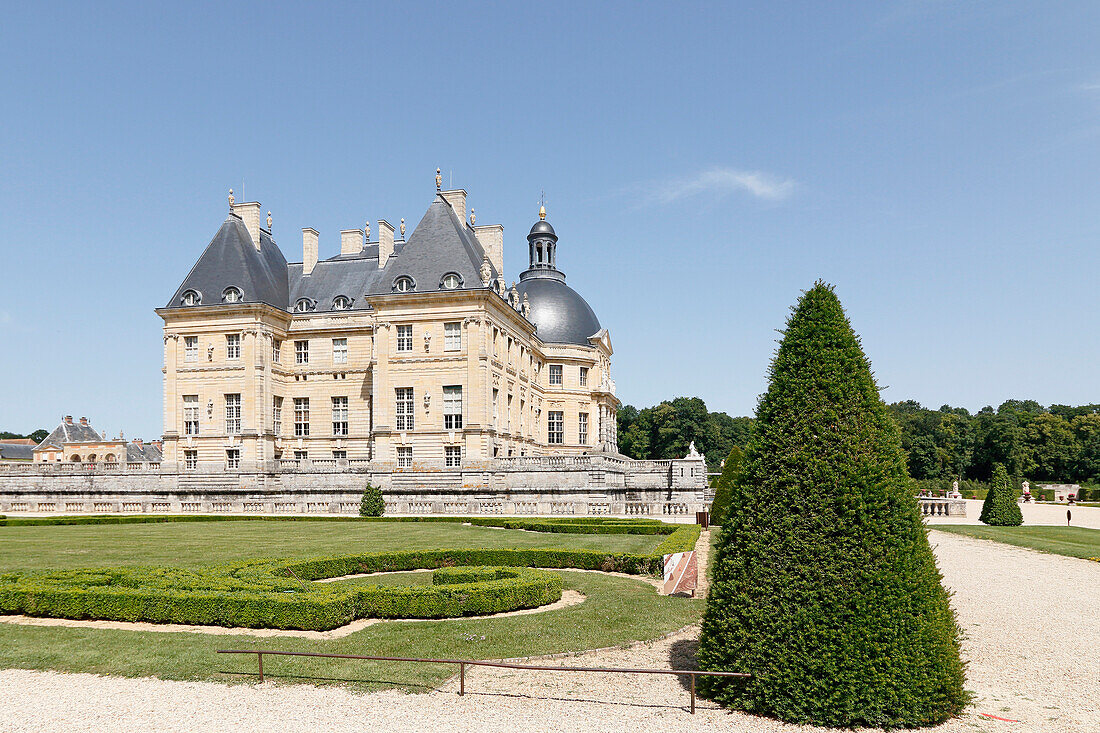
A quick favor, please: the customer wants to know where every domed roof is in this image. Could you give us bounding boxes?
[515,276,601,347]
[528,219,556,238]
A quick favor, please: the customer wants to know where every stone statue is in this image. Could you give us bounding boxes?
[521,292,531,318]
[1022,481,1030,494]
[480,257,492,287]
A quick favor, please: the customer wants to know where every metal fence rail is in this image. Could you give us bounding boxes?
[216,649,750,714]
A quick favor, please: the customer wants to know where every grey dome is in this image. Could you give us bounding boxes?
[516,275,601,346]
[529,219,556,238]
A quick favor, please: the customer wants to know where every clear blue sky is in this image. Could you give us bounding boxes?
[2,1,1098,439]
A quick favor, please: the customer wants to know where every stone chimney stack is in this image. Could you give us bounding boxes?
[79,417,88,427]
[474,224,504,277]
[378,220,395,269]
[64,416,73,425]
[133,438,143,448]
[441,189,467,223]
[340,229,364,256]
[231,201,263,251]
[302,228,319,276]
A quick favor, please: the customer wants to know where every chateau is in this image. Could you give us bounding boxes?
[158,173,619,471]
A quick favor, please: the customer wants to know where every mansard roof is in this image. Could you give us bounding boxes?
[165,215,289,309]
[366,194,499,296]
[36,420,104,449]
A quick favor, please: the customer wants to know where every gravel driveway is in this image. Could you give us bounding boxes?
[1,530,1097,732]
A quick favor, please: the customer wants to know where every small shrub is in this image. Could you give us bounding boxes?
[980,464,1023,526]
[359,484,385,517]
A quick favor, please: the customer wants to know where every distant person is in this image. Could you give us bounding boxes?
[1067,509,1072,526]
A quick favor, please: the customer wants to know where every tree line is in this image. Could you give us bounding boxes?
[619,397,1100,484]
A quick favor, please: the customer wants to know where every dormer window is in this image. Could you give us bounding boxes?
[332,295,352,310]
[441,273,462,290]
[393,276,415,292]
[294,298,314,313]
[223,287,242,303]
[181,290,201,306]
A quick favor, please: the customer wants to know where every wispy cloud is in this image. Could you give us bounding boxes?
[651,167,796,204]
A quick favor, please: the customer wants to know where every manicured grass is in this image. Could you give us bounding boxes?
[931,525,1100,560]
[0,571,702,691]
[0,521,662,571]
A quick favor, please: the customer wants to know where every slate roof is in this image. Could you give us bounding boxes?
[126,443,163,462]
[515,273,602,347]
[0,444,34,460]
[36,421,105,449]
[166,215,289,309]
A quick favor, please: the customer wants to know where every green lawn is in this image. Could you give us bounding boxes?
[0,520,662,571]
[930,525,1100,560]
[0,520,699,689]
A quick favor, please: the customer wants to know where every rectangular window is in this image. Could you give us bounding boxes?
[273,339,282,363]
[396,324,413,352]
[226,334,241,360]
[225,394,241,434]
[294,397,310,437]
[273,396,283,436]
[443,386,463,429]
[184,336,198,362]
[579,367,588,387]
[295,340,309,364]
[332,396,349,436]
[332,450,347,460]
[492,388,499,428]
[226,449,240,469]
[548,411,564,444]
[579,412,589,445]
[294,450,308,461]
[445,445,462,468]
[444,322,461,351]
[184,450,198,471]
[183,395,199,435]
[549,364,563,386]
[395,387,414,430]
[397,446,412,468]
[332,338,348,364]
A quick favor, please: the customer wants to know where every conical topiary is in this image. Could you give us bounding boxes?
[697,283,967,728]
[980,464,1023,526]
[709,446,743,525]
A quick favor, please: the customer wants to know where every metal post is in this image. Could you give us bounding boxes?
[257,652,264,683]
[690,674,695,714]
[459,662,465,696]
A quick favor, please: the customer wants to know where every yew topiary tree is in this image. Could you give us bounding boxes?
[708,446,743,525]
[359,483,385,517]
[697,282,967,728]
[980,463,1023,526]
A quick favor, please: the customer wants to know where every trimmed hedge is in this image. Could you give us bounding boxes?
[0,522,700,630]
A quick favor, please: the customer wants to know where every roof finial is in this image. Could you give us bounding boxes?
[228,188,234,208]
[365,220,371,240]
[400,218,406,238]
[538,189,546,221]
[266,211,272,230]
[470,207,476,226]
[436,167,442,192]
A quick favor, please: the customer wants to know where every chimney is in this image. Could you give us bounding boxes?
[440,189,467,223]
[378,220,395,269]
[79,417,88,427]
[474,224,504,277]
[302,228,319,276]
[132,438,143,448]
[64,415,73,425]
[152,440,163,451]
[340,228,364,256]
[231,201,263,251]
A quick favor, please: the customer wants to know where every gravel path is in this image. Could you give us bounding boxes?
[1,530,1097,732]
[926,500,1100,529]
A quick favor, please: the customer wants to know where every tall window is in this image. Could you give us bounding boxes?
[444,322,461,351]
[183,395,199,435]
[445,445,462,468]
[294,397,310,436]
[443,386,463,429]
[184,336,198,363]
[225,394,241,434]
[397,446,413,468]
[295,340,309,364]
[396,325,412,352]
[579,412,589,445]
[332,338,348,364]
[184,450,198,470]
[272,396,283,436]
[395,387,414,430]
[272,340,282,363]
[549,364,563,386]
[332,396,348,436]
[579,367,588,387]
[226,334,241,360]
[226,449,240,469]
[548,411,564,444]
[492,388,499,428]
